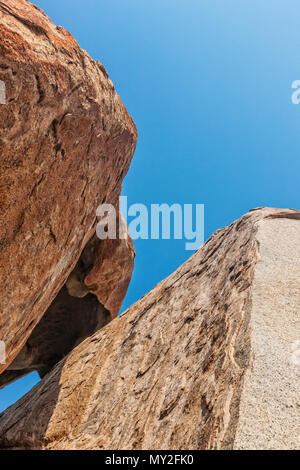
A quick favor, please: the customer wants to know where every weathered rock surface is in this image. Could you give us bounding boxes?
[0,208,299,450]
[84,216,136,320]
[1,288,110,387]
[0,218,135,389]
[0,0,137,374]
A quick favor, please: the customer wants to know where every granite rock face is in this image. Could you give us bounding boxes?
[0,219,135,389]
[0,208,299,450]
[0,0,137,375]
[84,216,136,320]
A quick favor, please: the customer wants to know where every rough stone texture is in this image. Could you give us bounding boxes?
[0,208,298,450]
[233,217,300,450]
[0,218,135,389]
[0,0,137,374]
[1,288,110,388]
[64,216,135,319]
[84,216,136,319]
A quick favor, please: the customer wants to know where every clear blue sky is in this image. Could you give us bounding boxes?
[1,0,299,412]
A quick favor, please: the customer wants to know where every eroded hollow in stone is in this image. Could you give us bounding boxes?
[0,236,111,389]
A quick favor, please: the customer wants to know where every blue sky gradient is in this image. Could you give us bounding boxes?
[1,0,299,412]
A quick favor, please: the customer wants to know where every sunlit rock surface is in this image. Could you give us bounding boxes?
[0,0,137,375]
[0,208,298,450]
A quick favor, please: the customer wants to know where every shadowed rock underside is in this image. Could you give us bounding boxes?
[0,208,298,450]
[0,0,137,375]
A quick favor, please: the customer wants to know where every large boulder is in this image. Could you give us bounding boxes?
[0,218,135,388]
[0,208,299,450]
[0,0,137,374]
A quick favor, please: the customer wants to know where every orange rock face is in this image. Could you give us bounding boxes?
[0,0,137,374]
[0,208,299,450]
[0,222,135,389]
[85,217,136,319]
